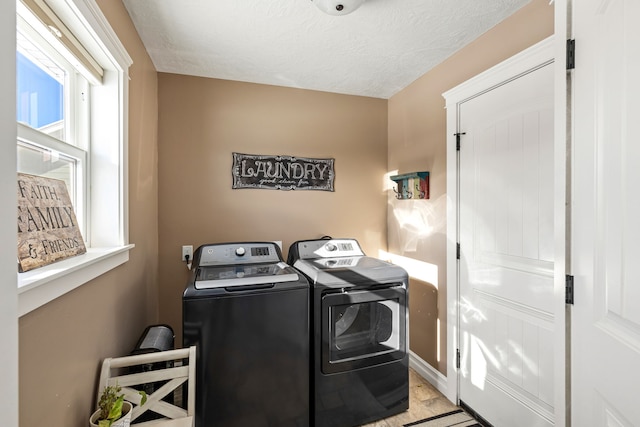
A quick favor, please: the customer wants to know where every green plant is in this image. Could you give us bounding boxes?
[95,384,147,427]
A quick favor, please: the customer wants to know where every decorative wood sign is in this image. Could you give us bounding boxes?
[232,152,335,191]
[17,173,86,272]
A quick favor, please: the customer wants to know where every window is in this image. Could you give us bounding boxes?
[16,0,133,316]
[17,29,70,142]
[17,23,87,228]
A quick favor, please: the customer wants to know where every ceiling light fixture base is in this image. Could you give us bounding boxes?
[311,0,365,16]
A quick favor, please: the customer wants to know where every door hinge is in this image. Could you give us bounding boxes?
[455,132,466,151]
[456,243,461,260]
[565,274,575,304]
[456,348,461,369]
[566,39,576,70]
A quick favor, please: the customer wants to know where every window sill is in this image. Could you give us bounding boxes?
[18,244,134,317]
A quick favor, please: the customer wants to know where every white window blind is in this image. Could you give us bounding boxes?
[18,0,103,84]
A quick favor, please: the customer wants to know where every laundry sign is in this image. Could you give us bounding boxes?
[232,152,335,191]
[17,173,86,272]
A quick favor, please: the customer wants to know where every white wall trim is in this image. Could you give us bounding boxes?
[48,0,132,69]
[552,2,568,426]
[442,37,554,103]
[409,351,451,399]
[18,244,134,316]
[1,0,18,424]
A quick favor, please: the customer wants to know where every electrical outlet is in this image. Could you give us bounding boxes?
[182,245,193,262]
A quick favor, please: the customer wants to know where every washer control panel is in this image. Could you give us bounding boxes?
[197,242,282,266]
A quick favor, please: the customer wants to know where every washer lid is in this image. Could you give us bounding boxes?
[195,262,299,289]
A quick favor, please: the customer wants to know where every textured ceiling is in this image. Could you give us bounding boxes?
[122,0,531,99]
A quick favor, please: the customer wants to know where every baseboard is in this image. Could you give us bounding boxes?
[409,351,450,398]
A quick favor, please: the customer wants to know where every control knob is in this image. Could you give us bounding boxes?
[235,247,246,256]
[326,243,337,252]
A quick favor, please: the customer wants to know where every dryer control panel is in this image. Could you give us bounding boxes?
[293,238,365,260]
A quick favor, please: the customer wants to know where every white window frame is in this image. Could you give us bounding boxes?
[16,11,89,233]
[17,124,88,231]
[17,0,134,317]
[16,8,85,145]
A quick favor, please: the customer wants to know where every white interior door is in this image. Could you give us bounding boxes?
[571,0,640,425]
[457,52,555,426]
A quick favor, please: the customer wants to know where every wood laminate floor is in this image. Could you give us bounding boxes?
[359,368,458,427]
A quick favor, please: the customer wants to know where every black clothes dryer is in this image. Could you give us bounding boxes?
[183,242,310,427]
[288,238,409,427]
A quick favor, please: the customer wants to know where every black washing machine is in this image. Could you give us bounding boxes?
[288,238,409,427]
[183,242,310,427]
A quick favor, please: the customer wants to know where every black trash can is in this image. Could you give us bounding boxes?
[131,324,174,356]
[130,324,175,422]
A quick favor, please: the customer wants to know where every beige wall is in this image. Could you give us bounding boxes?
[157,74,388,341]
[388,0,554,374]
[15,1,554,424]
[17,1,159,426]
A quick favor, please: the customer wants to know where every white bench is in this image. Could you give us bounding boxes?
[98,346,196,427]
